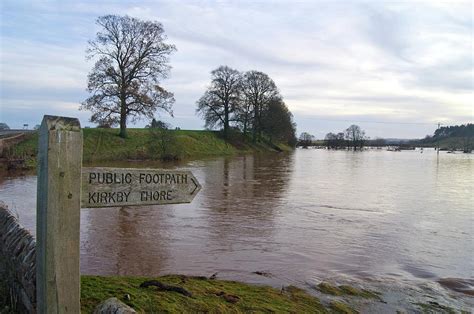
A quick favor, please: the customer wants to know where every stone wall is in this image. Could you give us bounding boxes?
[0,202,36,313]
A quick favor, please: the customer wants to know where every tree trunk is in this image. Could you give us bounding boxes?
[252,106,258,143]
[119,95,127,138]
[119,115,127,138]
[223,104,229,140]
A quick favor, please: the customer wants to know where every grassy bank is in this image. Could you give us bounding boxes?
[81,275,327,313]
[7,128,292,166]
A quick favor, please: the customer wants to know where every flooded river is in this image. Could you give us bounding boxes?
[1,148,473,311]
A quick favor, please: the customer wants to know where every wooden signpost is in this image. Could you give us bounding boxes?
[36,115,201,313]
[37,116,82,314]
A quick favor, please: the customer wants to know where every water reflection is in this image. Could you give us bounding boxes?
[202,154,293,241]
[81,206,171,276]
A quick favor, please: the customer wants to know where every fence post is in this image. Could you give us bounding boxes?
[36,115,82,313]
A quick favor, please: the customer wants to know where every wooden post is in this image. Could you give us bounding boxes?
[36,115,82,313]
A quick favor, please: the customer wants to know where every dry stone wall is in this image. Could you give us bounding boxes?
[0,202,36,313]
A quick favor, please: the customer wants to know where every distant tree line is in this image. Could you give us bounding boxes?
[426,124,474,140]
[325,125,368,150]
[420,123,473,153]
[196,66,297,146]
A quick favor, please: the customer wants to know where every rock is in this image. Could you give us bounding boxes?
[139,280,193,297]
[223,294,240,304]
[252,271,272,277]
[93,297,136,314]
[214,291,240,304]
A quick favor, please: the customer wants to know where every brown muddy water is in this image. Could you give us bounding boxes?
[1,148,473,312]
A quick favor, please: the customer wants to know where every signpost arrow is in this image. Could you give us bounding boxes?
[81,167,202,208]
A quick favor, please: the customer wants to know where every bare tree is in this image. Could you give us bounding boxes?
[241,71,280,142]
[336,132,346,148]
[196,66,242,139]
[81,15,176,138]
[345,124,366,150]
[235,99,253,136]
[325,132,338,149]
[299,132,315,148]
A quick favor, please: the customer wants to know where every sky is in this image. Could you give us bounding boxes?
[0,0,472,139]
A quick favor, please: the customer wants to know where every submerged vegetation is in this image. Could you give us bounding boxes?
[316,282,381,300]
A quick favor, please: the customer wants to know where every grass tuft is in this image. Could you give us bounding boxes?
[329,300,358,314]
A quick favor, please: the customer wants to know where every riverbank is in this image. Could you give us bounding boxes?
[80,275,474,313]
[1,274,468,313]
[0,274,357,313]
[5,128,292,168]
[81,275,329,313]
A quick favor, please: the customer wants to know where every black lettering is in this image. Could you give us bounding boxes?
[88,192,97,203]
[89,173,96,184]
[141,190,153,201]
[123,191,130,202]
[160,191,166,199]
[100,192,108,203]
[166,190,172,200]
[125,173,132,184]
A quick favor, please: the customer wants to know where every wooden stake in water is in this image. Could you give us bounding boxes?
[36,115,82,313]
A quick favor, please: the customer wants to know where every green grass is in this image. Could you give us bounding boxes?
[8,128,291,166]
[329,300,358,314]
[81,275,328,313]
